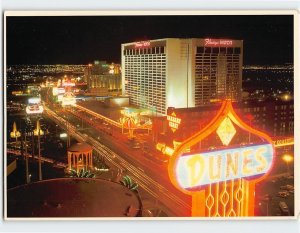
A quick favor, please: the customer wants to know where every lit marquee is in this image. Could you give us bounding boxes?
[167,112,181,132]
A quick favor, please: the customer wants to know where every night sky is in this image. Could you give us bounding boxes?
[6,15,294,65]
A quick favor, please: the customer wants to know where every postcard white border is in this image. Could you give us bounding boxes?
[1,3,300,233]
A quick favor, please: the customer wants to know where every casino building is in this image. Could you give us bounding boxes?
[84,60,122,96]
[121,38,243,115]
[154,98,294,156]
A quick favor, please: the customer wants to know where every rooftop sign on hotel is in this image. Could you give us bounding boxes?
[134,41,151,48]
[204,38,233,47]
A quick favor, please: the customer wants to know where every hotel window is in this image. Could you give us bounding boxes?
[204,47,211,53]
[234,47,241,54]
[227,48,233,54]
[197,47,204,53]
[212,47,219,54]
[220,47,226,54]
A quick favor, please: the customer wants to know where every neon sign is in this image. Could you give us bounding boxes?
[57,88,65,94]
[168,101,275,217]
[274,137,294,147]
[176,144,273,189]
[135,41,151,48]
[28,97,41,104]
[167,112,181,132]
[216,117,236,146]
[26,105,44,114]
[62,92,76,106]
[204,38,233,47]
[62,81,75,87]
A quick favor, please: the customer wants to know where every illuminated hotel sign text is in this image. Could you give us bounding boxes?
[204,38,233,47]
[175,144,273,189]
[167,112,182,132]
[274,137,294,147]
[135,41,151,48]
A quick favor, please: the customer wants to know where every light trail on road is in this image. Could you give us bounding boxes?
[44,106,191,216]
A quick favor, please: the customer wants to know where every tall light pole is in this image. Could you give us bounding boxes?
[38,128,42,181]
[25,131,30,184]
[31,128,35,160]
[33,118,44,181]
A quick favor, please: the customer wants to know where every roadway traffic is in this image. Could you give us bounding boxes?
[44,105,191,217]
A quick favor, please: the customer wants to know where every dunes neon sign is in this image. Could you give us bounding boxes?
[168,101,275,217]
[176,144,273,188]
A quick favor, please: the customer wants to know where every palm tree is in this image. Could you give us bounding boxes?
[120,175,138,191]
[67,168,95,178]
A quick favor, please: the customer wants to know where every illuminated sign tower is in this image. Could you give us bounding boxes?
[121,38,243,115]
[168,101,274,217]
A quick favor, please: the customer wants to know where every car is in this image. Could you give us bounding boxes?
[280,185,294,191]
[132,142,141,149]
[277,191,289,198]
[279,201,290,216]
[152,156,169,165]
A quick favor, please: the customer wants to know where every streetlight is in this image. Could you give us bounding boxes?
[282,154,293,174]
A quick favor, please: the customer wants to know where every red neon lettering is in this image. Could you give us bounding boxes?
[135,41,150,48]
[204,38,233,47]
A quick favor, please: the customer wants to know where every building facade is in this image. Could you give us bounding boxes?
[121,38,243,115]
[154,99,294,152]
[84,61,121,96]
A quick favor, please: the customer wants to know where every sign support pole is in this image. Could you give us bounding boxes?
[191,191,205,217]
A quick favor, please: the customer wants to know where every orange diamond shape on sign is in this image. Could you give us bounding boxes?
[216,117,236,146]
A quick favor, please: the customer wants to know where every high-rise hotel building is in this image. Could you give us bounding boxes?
[121,38,243,115]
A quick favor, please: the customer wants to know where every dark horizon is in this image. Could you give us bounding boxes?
[6,15,294,66]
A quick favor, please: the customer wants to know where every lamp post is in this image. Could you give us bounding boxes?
[282,154,293,174]
[38,128,42,181]
[24,130,30,184]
